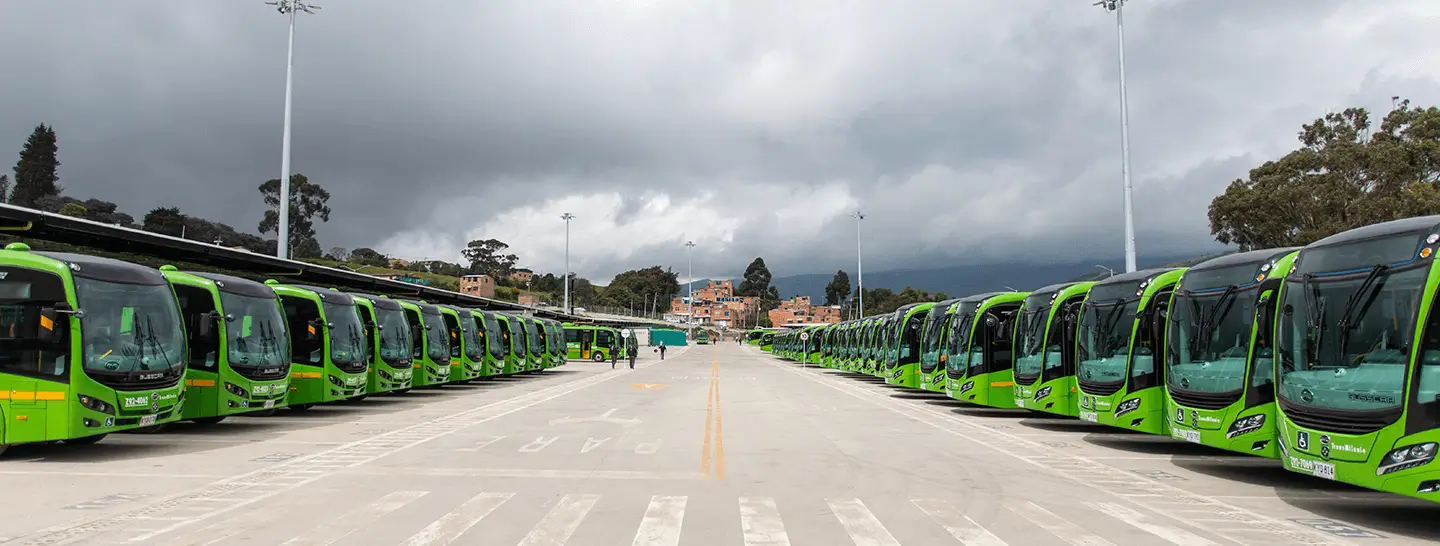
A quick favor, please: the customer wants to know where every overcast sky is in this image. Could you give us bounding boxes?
[3,1,1437,284]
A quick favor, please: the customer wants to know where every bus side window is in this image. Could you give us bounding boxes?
[279,295,323,364]
[1406,292,1440,434]
[172,284,218,369]
[1132,287,1174,391]
[355,304,375,364]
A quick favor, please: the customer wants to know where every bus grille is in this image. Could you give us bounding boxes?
[1167,387,1240,411]
[1077,377,1123,396]
[1279,399,1400,435]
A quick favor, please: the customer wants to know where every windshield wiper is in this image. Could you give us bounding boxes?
[1194,285,1239,355]
[1336,264,1390,361]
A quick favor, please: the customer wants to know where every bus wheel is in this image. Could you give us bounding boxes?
[65,434,107,445]
[250,409,278,417]
[290,404,313,411]
[132,425,168,434]
[394,389,411,394]
[592,353,605,362]
[192,417,226,425]
[353,395,368,401]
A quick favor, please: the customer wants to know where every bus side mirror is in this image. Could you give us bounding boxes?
[196,311,218,340]
[306,318,324,341]
[35,305,60,342]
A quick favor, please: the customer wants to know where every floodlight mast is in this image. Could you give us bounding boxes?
[1094,0,1137,273]
[562,213,575,313]
[853,211,865,318]
[265,0,321,259]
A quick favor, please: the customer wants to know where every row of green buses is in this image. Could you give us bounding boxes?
[0,242,578,454]
[766,215,1440,503]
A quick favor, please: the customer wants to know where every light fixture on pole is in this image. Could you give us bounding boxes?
[1094,0,1137,273]
[852,211,865,318]
[685,241,696,340]
[1094,264,1116,278]
[561,213,574,313]
[264,0,320,260]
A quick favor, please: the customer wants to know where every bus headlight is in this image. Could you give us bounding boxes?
[76,394,115,415]
[1225,414,1266,439]
[224,382,247,397]
[1378,443,1438,476]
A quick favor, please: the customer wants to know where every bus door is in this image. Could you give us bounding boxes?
[580,330,594,359]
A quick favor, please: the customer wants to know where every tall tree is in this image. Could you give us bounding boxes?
[461,238,519,277]
[143,207,187,237]
[601,266,682,310]
[736,257,773,297]
[1209,98,1440,250]
[57,203,86,218]
[824,269,851,305]
[258,173,332,255]
[0,174,9,202]
[348,247,390,267]
[11,124,62,207]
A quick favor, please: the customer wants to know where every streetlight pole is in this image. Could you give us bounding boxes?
[686,241,696,341]
[853,211,865,318]
[1094,264,1116,278]
[265,0,320,260]
[561,213,574,313]
[1095,0,1137,273]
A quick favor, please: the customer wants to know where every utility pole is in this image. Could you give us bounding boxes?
[686,241,696,341]
[853,211,865,318]
[264,0,321,260]
[1094,264,1117,278]
[1095,0,1137,273]
[561,213,574,313]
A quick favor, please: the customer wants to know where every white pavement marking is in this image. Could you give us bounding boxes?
[281,490,428,546]
[0,470,227,479]
[631,496,687,546]
[520,436,560,452]
[517,494,601,546]
[457,436,506,452]
[635,439,662,454]
[400,492,513,546]
[1088,503,1221,546]
[738,497,791,546]
[1003,501,1115,546]
[827,498,901,546]
[911,499,1008,546]
[343,467,708,480]
[582,437,612,453]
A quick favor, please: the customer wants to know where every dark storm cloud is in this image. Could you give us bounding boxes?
[1,0,1435,284]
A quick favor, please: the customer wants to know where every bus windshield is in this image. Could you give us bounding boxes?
[373,306,412,366]
[526,321,542,353]
[1278,233,1431,413]
[921,307,947,361]
[323,301,366,366]
[482,315,503,358]
[509,320,525,353]
[1076,281,1143,386]
[1167,265,1264,395]
[219,291,289,369]
[461,313,484,360]
[1014,292,1057,383]
[76,277,187,379]
[947,304,978,374]
[423,310,450,362]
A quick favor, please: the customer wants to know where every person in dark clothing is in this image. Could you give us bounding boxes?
[628,346,636,369]
[658,342,667,360]
[610,344,619,369]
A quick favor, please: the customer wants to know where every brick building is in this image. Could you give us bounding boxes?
[509,268,533,286]
[768,295,842,326]
[665,279,758,329]
[459,274,496,298]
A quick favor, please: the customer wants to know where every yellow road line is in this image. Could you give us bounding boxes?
[700,345,726,480]
[700,370,715,476]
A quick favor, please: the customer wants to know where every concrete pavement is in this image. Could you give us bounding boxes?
[0,343,1434,545]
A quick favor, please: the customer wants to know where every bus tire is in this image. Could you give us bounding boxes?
[353,395,368,401]
[250,409,279,417]
[65,434,107,445]
[394,389,411,394]
[290,404,313,411]
[592,352,605,362]
[192,417,226,425]
[131,425,167,434]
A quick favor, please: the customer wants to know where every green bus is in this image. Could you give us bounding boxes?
[946,292,1028,406]
[350,293,413,395]
[1164,248,1299,458]
[492,313,524,373]
[918,299,961,392]
[565,324,621,362]
[1273,217,1440,501]
[696,330,710,345]
[1074,268,1186,434]
[269,283,370,408]
[441,305,485,382]
[760,332,775,352]
[472,310,508,375]
[162,268,290,421]
[1013,282,1095,417]
[541,319,564,368]
[885,303,936,388]
[0,245,187,451]
[397,300,452,387]
[521,316,545,370]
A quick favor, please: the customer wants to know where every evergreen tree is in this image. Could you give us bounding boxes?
[824,269,851,305]
[11,124,62,207]
[0,175,9,202]
[736,257,773,296]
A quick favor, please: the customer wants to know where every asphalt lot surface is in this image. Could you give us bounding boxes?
[0,342,1435,545]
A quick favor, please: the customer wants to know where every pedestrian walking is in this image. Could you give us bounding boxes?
[628,347,636,369]
[610,344,619,368]
[658,342,667,361]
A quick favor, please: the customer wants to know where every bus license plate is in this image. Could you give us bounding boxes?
[1182,430,1201,443]
[1312,461,1336,480]
[138,415,157,427]
[1079,411,1098,422]
[263,399,276,409]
